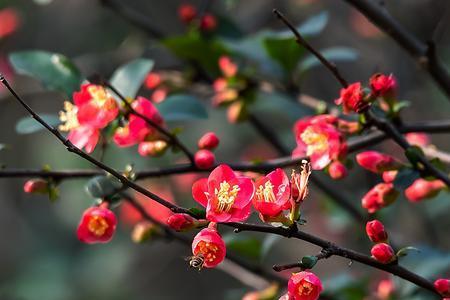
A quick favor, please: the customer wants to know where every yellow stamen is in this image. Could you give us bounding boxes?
[87,85,115,109]
[300,126,329,156]
[59,101,79,131]
[87,215,109,236]
[214,181,240,212]
[298,281,313,296]
[256,181,276,202]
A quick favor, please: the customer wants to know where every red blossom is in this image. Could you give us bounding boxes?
[253,168,290,218]
[405,132,431,148]
[200,14,217,31]
[144,72,162,89]
[434,278,450,297]
[151,88,168,103]
[178,4,197,24]
[77,205,117,244]
[194,149,216,170]
[0,8,20,38]
[293,115,346,170]
[366,220,388,243]
[167,213,197,232]
[23,178,48,194]
[361,183,399,213]
[371,243,395,264]
[287,271,323,300]
[198,132,220,150]
[192,164,255,223]
[218,56,238,78]
[67,125,100,153]
[335,82,367,114]
[328,161,348,180]
[382,170,398,183]
[370,73,397,98]
[356,151,402,174]
[405,178,445,202]
[191,227,226,269]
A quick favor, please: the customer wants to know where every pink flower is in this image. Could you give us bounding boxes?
[167,213,197,232]
[328,161,348,180]
[335,82,367,114]
[198,132,220,150]
[192,164,255,223]
[73,84,118,129]
[218,56,238,78]
[405,132,431,148]
[253,168,290,217]
[370,73,397,98]
[434,278,450,297]
[366,220,388,243]
[293,115,346,170]
[382,170,398,183]
[77,205,117,244]
[405,178,445,202]
[190,227,226,269]
[371,243,395,264]
[67,125,100,153]
[362,183,399,213]
[356,151,402,174]
[287,271,323,300]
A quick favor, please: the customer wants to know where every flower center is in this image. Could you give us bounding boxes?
[214,181,240,212]
[59,101,79,131]
[195,240,220,264]
[87,215,109,236]
[87,85,113,108]
[300,126,328,156]
[298,281,313,296]
[256,181,276,203]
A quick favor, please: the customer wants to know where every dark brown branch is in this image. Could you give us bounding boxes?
[342,0,450,99]
[273,9,349,88]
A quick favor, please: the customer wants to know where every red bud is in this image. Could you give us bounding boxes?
[194,149,215,169]
[198,132,219,150]
[371,243,395,264]
[366,220,388,243]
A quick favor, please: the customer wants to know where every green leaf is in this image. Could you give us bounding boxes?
[9,50,83,96]
[223,233,262,260]
[300,255,318,269]
[85,176,122,198]
[264,37,304,73]
[299,47,359,73]
[48,185,59,203]
[157,94,208,122]
[110,58,154,99]
[393,168,420,190]
[250,91,310,122]
[187,207,206,219]
[397,246,420,258]
[391,100,411,114]
[15,114,60,134]
[277,11,329,38]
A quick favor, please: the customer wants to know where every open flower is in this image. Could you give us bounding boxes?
[77,205,117,244]
[335,82,367,114]
[287,271,323,300]
[192,164,255,223]
[190,226,226,269]
[293,115,346,170]
[253,168,290,218]
[370,73,397,98]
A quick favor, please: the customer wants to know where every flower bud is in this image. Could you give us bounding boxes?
[370,73,397,98]
[200,14,217,31]
[371,243,395,264]
[334,82,368,114]
[131,221,158,243]
[242,283,279,300]
[167,213,197,232]
[356,151,402,174]
[190,227,226,269]
[77,205,117,244]
[151,88,168,103]
[362,183,399,213]
[382,170,398,183]
[366,220,388,243]
[328,161,348,180]
[178,4,197,24]
[405,132,430,148]
[138,140,168,157]
[198,132,220,150]
[227,101,247,123]
[434,278,450,297]
[405,178,445,202]
[377,279,395,300]
[218,56,237,78]
[287,271,323,300]
[194,149,215,170]
[144,72,162,89]
[23,178,49,194]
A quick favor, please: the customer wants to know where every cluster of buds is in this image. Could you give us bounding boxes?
[366,220,396,264]
[194,132,220,169]
[292,114,350,179]
[334,73,397,115]
[59,84,119,153]
[178,4,217,32]
[113,97,168,157]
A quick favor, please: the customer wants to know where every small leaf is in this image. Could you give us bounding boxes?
[223,233,262,260]
[48,185,59,203]
[187,207,206,219]
[277,11,329,38]
[397,246,421,258]
[9,50,83,96]
[299,47,359,73]
[393,168,421,190]
[15,114,60,134]
[299,255,318,269]
[157,94,208,122]
[110,58,154,99]
[250,91,310,122]
[392,100,411,114]
[85,176,122,198]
